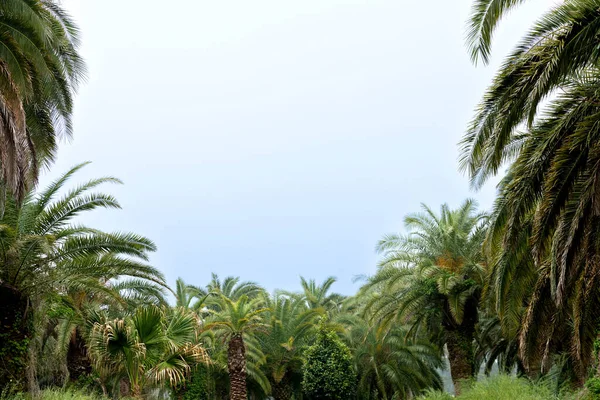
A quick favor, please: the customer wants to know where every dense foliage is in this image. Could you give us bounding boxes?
[7,0,600,399]
[301,325,356,400]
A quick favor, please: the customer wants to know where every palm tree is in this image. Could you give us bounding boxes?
[61,278,168,383]
[89,305,208,398]
[474,316,522,378]
[300,276,344,312]
[0,163,165,390]
[461,0,600,381]
[207,273,263,301]
[461,0,600,192]
[0,0,85,201]
[362,200,487,393]
[258,292,321,400]
[174,277,208,310]
[205,294,269,400]
[345,316,444,399]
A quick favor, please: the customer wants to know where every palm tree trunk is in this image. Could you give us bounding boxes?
[228,334,247,400]
[0,283,33,390]
[272,373,292,400]
[67,328,91,381]
[444,297,478,395]
[446,328,474,395]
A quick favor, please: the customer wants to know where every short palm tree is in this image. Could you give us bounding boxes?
[89,305,208,398]
[363,200,487,393]
[0,0,85,200]
[205,294,269,400]
[59,278,168,383]
[346,316,444,399]
[258,293,321,400]
[0,163,165,389]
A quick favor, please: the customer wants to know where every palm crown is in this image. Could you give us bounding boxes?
[0,0,86,200]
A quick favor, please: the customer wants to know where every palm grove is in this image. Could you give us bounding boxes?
[3,0,600,399]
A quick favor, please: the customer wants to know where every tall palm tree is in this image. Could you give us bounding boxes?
[205,294,269,400]
[0,163,165,390]
[461,0,600,381]
[0,0,85,201]
[258,292,321,400]
[461,0,600,188]
[89,305,208,398]
[362,200,487,393]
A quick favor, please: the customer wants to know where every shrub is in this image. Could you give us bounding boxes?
[302,325,356,400]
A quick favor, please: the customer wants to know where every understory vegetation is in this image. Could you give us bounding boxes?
[5,0,600,399]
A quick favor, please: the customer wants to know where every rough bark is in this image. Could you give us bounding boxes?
[67,328,92,381]
[443,296,477,395]
[446,328,474,395]
[119,378,131,397]
[0,283,32,390]
[272,373,292,400]
[228,334,247,400]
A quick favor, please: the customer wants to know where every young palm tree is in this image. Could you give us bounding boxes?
[258,293,321,400]
[59,278,168,383]
[0,163,165,389]
[345,316,444,399]
[0,0,85,201]
[363,200,487,393]
[89,305,208,398]
[205,294,269,400]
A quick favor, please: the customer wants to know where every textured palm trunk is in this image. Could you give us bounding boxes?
[446,328,474,395]
[228,334,247,400]
[443,297,477,395]
[119,378,131,397]
[0,283,32,390]
[272,373,292,400]
[67,328,92,381]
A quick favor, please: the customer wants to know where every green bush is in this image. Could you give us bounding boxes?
[302,325,357,400]
[177,364,213,400]
[419,375,557,400]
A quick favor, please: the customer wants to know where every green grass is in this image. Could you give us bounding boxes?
[420,375,568,400]
[1,389,104,400]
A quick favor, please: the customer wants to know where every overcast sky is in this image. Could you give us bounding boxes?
[50,0,555,295]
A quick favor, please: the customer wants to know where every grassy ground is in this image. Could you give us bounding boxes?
[420,375,591,400]
[1,376,594,400]
[2,389,103,400]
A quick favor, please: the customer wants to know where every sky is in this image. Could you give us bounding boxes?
[48,0,556,295]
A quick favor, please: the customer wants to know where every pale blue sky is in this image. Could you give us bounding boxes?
[48,0,555,294]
